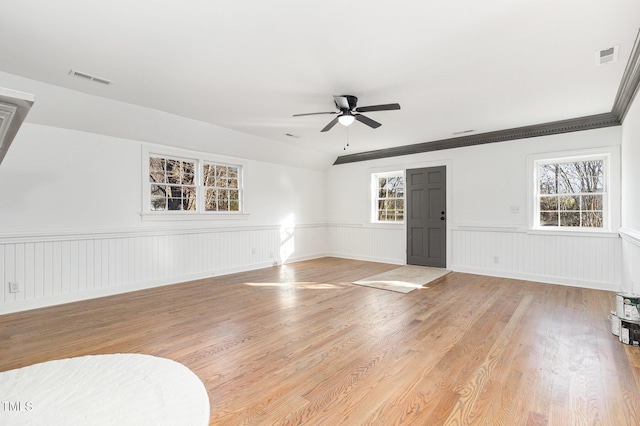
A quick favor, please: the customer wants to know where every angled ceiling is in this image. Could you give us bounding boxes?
[1,0,639,165]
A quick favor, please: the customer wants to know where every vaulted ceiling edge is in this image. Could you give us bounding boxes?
[613,29,640,122]
[333,28,640,166]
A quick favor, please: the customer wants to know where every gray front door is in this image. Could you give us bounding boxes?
[406,166,447,267]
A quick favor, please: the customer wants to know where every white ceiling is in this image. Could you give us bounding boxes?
[1,0,639,161]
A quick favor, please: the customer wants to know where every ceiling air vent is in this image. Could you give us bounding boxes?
[0,87,35,165]
[452,129,475,136]
[68,69,113,85]
[596,46,618,66]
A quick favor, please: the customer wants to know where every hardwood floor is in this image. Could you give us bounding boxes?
[1,257,639,425]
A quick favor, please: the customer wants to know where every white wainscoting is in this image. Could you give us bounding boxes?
[451,227,622,291]
[1,222,625,313]
[0,223,327,313]
[326,223,622,291]
[620,227,640,294]
[327,223,405,265]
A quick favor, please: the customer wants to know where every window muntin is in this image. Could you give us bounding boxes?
[149,157,197,211]
[147,153,242,214]
[373,172,404,223]
[535,158,605,228]
[204,163,240,212]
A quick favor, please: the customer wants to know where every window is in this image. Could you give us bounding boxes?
[145,150,243,214]
[534,156,606,229]
[203,163,240,212]
[149,157,197,211]
[373,171,404,222]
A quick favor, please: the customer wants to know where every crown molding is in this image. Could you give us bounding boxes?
[334,112,620,165]
[612,29,640,122]
[334,28,640,166]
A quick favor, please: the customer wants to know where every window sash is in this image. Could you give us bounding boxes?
[534,157,607,229]
[203,163,241,212]
[145,152,243,214]
[373,172,405,223]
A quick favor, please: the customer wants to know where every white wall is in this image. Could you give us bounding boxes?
[1,68,633,313]
[0,71,335,171]
[326,126,623,290]
[0,122,328,313]
[0,70,334,313]
[621,93,640,294]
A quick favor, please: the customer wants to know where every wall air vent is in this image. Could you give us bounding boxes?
[68,69,113,85]
[597,46,618,65]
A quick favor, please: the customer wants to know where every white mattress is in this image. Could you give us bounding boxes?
[0,353,209,425]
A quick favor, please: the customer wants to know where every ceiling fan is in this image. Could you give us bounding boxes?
[293,95,400,132]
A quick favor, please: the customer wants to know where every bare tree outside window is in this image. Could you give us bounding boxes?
[375,173,404,222]
[538,160,604,228]
[204,163,240,212]
[149,155,242,213]
[149,157,196,211]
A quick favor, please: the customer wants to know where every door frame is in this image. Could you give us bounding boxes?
[403,160,452,267]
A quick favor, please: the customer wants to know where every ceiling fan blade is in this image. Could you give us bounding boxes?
[355,103,401,113]
[293,111,337,117]
[320,117,340,132]
[333,96,350,110]
[355,114,382,129]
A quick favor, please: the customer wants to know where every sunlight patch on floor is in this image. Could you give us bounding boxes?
[357,280,430,290]
[243,282,340,290]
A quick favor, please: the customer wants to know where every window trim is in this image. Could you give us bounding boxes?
[141,145,247,218]
[371,170,405,224]
[527,146,620,233]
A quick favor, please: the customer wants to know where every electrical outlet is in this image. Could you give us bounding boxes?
[493,256,500,264]
[9,281,20,293]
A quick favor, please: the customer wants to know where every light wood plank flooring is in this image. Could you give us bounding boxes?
[1,257,639,425]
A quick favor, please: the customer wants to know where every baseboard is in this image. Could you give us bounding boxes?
[0,253,328,316]
[4,254,616,315]
[450,265,620,292]
[327,252,405,266]
[281,252,329,265]
[0,272,209,315]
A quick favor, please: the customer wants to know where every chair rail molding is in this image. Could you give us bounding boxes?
[620,227,640,247]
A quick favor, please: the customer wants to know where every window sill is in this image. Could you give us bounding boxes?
[527,228,619,238]
[368,222,405,228]
[140,212,250,222]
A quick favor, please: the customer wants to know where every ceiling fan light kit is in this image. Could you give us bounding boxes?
[338,113,355,126]
[293,95,400,132]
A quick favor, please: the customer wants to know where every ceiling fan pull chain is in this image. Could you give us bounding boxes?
[344,127,350,150]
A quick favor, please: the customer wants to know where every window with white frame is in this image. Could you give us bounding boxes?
[373,171,404,222]
[149,156,197,211]
[203,163,240,212]
[146,151,243,214]
[534,155,607,229]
